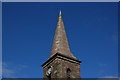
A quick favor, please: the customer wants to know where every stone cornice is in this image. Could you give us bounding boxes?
[41,53,82,68]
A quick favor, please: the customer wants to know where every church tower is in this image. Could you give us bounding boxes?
[42,11,82,79]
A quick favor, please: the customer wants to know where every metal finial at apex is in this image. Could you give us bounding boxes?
[59,10,62,16]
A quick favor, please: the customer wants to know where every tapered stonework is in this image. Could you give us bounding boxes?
[42,11,82,79]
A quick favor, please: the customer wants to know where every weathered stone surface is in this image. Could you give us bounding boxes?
[50,11,77,59]
[43,57,80,78]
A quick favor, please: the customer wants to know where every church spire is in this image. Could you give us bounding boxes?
[50,11,76,59]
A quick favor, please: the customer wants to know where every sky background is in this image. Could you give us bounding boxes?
[2,2,118,78]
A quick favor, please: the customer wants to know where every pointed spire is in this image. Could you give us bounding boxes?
[50,11,77,59]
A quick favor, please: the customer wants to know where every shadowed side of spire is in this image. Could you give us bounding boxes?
[50,11,77,59]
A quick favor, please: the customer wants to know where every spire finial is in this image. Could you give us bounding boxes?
[59,10,62,16]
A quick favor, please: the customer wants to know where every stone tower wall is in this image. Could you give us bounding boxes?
[43,58,80,78]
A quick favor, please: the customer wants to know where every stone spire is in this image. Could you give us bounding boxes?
[50,11,76,59]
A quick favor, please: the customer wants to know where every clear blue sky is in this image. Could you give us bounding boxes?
[2,2,118,78]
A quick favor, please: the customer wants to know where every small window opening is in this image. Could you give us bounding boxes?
[66,68,71,79]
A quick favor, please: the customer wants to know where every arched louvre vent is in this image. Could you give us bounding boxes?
[66,68,71,79]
